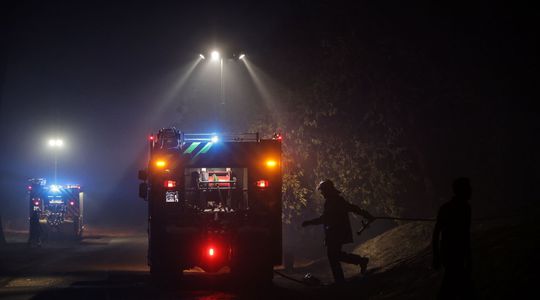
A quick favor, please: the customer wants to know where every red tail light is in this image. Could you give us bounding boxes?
[69,201,75,206]
[164,180,176,188]
[256,180,269,188]
[208,248,215,257]
[34,201,40,206]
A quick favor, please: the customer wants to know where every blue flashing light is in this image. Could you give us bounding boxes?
[50,185,60,193]
[211,135,219,143]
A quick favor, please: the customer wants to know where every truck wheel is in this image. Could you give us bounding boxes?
[150,264,183,285]
[231,261,273,287]
[231,241,274,287]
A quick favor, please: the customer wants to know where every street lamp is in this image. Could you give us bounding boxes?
[211,50,220,61]
[204,50,224,104]
[198,49,246,123]
[47,138,64,184]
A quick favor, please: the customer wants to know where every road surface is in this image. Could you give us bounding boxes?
[0,229,338,300]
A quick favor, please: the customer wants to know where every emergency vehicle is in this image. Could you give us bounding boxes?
[27,178,84,238]
[138,128,282,283]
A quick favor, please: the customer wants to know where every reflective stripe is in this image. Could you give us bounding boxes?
[194,142,213,157]
[183,142,201,154]
[68,206,79,217]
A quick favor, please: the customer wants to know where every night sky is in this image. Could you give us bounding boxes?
[1,1,538,227]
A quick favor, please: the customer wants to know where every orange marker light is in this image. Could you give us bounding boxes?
[155,160,166,168]
[265,160,277,168]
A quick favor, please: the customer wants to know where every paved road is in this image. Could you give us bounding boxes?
[0,230,333,300]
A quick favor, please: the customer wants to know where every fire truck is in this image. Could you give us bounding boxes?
[27,178,84,239]
[138,128,282,283]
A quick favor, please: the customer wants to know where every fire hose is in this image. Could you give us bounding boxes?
[273,270,320,286]
[357,216,436,236]
[356,213,514,236]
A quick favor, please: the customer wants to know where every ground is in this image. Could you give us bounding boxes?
[0,208,536,299]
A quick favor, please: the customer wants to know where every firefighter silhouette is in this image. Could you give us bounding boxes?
[303,179,374,283]
[28,210,42,247]
[432,177,474,299]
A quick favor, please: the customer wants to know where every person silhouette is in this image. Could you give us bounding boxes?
[302,179,374,283]
[28,210,42,247]
[432,177,474,299]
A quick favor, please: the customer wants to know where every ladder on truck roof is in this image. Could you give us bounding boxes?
[156,127,261,143]
[181,133,259,143]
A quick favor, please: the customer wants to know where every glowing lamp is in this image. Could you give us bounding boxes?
[211,135,219,143]
[208,248,215,256]
[69,201,75,206]
[48,139,64,147]
[211,50,220,61]
[239,54,245,60]
[164,180,176,188]
[199,54,205,59]
[155,160,166,168]
[50,185,60,193]
[265,160,278,168]
[256,180,269,188]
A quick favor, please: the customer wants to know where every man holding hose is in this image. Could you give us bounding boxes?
[303,179,375,283]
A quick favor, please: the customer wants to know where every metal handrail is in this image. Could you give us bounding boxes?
[198,179,237,184]
[182,132,259,142]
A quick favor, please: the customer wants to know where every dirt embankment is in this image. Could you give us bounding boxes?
[345,208,538,299]
[287,205,538,299]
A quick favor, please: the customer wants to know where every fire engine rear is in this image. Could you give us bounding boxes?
[138,128,282,283]
[27,178,84,239]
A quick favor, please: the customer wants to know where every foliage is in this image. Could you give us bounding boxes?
[251,99,412,224]
[250,34,416,223]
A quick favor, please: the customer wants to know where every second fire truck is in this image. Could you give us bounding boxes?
[27,178,84,239]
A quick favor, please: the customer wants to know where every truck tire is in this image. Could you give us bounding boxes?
[150,263,183,286]
[230,237,274,287]
[231,258,273,287]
